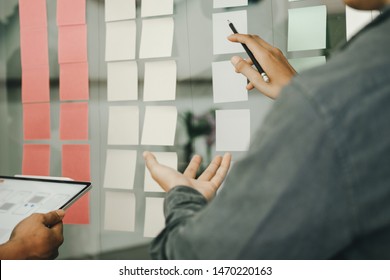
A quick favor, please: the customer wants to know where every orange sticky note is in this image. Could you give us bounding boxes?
[57,0,86,26]
[58,25,88,64]
[60,62,89,101]
[62,144,90,224]
[60,102,89,140]
[22,144,50,176]
[23,103,51,140]
[19,0,47,28]
[22,67,50,103]
[20,27,49,69]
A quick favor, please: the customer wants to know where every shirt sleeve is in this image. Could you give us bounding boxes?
[150,80,355,259]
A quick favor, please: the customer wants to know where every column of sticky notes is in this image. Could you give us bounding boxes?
[212,1,251,153]
[19,0,51,177]
[287,2,327,72]
[103,0,137,233]
[103,0,177,238]
[57,0,90,224]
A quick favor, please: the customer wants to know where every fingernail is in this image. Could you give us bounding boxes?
[56,209,65,219]
[231,56,241,66]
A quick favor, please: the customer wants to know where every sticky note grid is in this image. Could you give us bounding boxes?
[104,0,177,237]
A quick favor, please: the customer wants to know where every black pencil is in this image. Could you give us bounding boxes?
[228,20,270,83]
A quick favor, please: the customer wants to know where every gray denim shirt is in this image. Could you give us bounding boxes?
[150,7,390,259]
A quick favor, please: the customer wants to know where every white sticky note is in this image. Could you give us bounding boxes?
[104,191,135,232]
[213,10,247,55]
[288,56,326,73]
[288,6,327,51]
[139,17,174,59]
[104,149,137,190]
[144,152,178,192]
[144,60,177,102]
[105,0,136,22]
[144,197,165,238]
[345,6,374,41]
[214,0,248,8]
[108,106,139,145]
[212,60,248,103]
[105,20,136,61]
[107,61,138,101]
[141,106,177,146]
[141,0,173,18]
[216,109,250,151]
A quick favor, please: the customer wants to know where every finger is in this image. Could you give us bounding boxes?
[246,82,255,91]
[42,211,64,227]
[50,222,64,244]
[198,155,223,181]
[210,153,232,187]
[231,56,271,96]
[143,151,159,173]
[183,155,202,178]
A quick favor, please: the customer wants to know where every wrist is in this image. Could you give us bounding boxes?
[0,239,29,260]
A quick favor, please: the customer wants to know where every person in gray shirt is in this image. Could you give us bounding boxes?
[143,0,390,259]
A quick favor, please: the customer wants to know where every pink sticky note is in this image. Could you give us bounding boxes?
[60,102,89,140]
[22,67,50,103]
[57,0,86,26]
[20,27,49,69]
[58,25,88,64]
[22,144,50,176]
[60,62,89,101]
[19,0,47,28]
[23,103,51,140]
[62,144,90,224]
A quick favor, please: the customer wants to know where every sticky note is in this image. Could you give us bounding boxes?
[288,56,326,73]
[139,17,174,59]
[62,144,90,181]
[107,61,138,101]
[23,103,51,140]
[346,6,374,41]
[288,6,327,51]
[105,0,136,22]
[212,60,248,103]
[104,149,137,190]
[144,197,165,238]
[58,24,88,64]
[216,109,250,151]
[144,152,177,192]
[57,0,86,26]
[60,102,89,140]
[22,144,50,176]
[22,67,50,103]
[60,62,89,101]
[20,27,49,69]
[19,0,47,28]
[105,20,136,61]
[213,10,247,55]
[62,144,90,224]
[214,0,248,9]
[104,191,136,232]
[141,106,177,146]
[143,60,176,102]
[108,106,139,145]
[141,0,173,18]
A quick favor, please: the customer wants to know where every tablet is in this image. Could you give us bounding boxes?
[0,176,91,244]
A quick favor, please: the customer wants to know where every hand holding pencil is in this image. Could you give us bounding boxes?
[227,23,297,99]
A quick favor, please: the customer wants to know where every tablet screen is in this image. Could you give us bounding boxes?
[0,176,91,244]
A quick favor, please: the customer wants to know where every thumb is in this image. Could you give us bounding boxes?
[143,151,159,172]
[42,210,65,227]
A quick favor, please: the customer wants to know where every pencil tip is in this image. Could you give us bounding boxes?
[227,20,231,24]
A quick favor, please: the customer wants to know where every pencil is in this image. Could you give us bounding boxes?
[228,20,270,83]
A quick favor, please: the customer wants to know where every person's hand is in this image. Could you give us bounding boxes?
[228,34,297,99]
[6,210,65,259]
[144,152,232,201]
